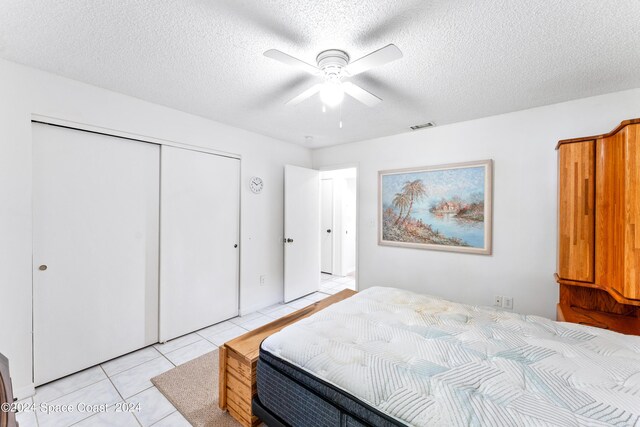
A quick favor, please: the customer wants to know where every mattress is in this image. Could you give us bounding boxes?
[261,287,640,427]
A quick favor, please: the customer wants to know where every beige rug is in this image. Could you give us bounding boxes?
[151,349,240,427]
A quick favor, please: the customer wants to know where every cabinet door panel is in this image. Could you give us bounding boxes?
[623,125,640,299]
[596,134,626,295]
[558,141,595,282]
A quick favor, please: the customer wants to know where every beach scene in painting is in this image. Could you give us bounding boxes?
[381,166,486,248]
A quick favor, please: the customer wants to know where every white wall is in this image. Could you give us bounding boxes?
[313,88,640,320]
[0,58,311,397]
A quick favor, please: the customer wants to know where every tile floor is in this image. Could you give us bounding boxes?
[319,272,356,294]
[14,280,353,427]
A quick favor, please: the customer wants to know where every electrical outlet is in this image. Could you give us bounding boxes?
[259,275,266,286]
[502,296,513,310]
[493,295,503,307]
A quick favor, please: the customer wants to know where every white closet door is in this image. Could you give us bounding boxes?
[160,146,240,342]
[32,123,159,385]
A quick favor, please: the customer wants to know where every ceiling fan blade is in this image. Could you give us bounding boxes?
[264,49,321,76]
[285,84,322,105]
[344,44,403,76]
[343,82,382,107]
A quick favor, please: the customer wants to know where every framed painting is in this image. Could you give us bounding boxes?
[378,159,493,254]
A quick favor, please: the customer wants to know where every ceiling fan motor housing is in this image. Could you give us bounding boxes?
[316,49,349,80]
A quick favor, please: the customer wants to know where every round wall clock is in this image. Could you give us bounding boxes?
[249,176,264,194]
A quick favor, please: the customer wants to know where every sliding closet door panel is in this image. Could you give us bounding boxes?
[32,123,159,385]
[160,147,239,342]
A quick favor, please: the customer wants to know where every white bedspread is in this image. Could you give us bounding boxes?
[262,287,640,426]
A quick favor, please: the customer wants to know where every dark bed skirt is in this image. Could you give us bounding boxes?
[255,348,406,427]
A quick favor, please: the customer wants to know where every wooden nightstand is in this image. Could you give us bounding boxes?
[218,289,357,427]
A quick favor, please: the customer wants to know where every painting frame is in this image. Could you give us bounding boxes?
[378,159,493,255]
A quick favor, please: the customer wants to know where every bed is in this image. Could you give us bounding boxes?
[253,287,640,427]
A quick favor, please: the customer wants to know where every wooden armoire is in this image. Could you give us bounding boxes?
[556,118,640,335]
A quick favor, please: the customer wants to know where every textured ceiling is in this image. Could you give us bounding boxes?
[1,1,639,147]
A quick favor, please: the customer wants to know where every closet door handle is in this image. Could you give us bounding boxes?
[234,244,238,248]
[39,265,48,271]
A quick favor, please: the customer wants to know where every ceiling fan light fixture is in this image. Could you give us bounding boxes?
[265,44,402,108]
[319,80,344,107]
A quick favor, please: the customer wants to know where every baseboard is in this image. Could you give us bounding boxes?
[13,383,35,400]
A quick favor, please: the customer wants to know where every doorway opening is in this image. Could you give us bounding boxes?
[319,167,357,293]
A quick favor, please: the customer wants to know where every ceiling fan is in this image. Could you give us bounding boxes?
[264,44,403,108]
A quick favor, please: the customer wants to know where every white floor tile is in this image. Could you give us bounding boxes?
[15,412,37,427]
[101,346,162,377]
[259,302,289,315]
[241,315,274,331]
[229,311,264,326]
[329,280,355,291]
[286,298,312,309]
[305,292,329,302]
[74,403,140,427]
[128,387,175,427]
[164,339,217,366]
[35,366,107,404]
[200,324,248,346]
[153,333,201,355]
[110,357,174,399]
[36,379,121,427]
[327,280,346,288]
[333,276,352,284]
[265,306,297,319]
[319,287,340,295]
[196,320,237,337]
[15,399,37,427]
[152,410,191,427]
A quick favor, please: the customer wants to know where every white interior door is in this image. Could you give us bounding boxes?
[284,165,320,302]
[160,146,240,342]
[32,123,159,385]
[320,179,334,274]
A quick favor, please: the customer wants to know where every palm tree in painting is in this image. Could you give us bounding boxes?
[401,179,427,223]
[392,192,411,225]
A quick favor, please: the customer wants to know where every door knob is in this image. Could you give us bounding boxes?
[326,229,332,233]
[39,265,47,271]
[286,238,294,243]
[234,244,238,248]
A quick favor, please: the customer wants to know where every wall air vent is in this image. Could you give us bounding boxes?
[410,122,435,130]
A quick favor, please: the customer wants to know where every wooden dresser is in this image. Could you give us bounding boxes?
[218,289,357,427]
[556,118,640,335]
